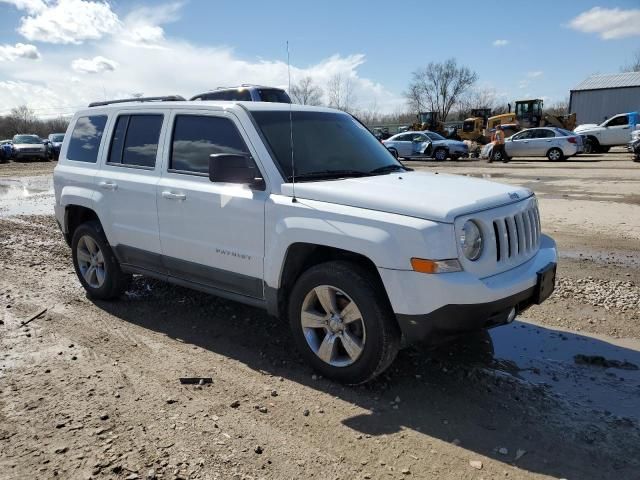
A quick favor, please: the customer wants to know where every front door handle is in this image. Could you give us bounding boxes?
[162,191,186,201]
[98,181,117,191]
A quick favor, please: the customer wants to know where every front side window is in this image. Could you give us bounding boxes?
[108,114,163,168]
[251,110,402,180]
[513,130,534,140]
[605,115,628,127]
[67,115,107,163]
[170,115,250,174]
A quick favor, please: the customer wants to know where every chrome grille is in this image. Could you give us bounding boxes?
[492,203,540,263]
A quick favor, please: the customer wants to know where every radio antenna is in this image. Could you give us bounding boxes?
[287,40,297,203]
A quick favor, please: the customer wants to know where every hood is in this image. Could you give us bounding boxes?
[574,124,601,132]
[14,143,44,150]
[281,171,532,223]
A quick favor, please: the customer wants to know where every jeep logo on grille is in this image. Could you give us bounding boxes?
[508,192,520,200]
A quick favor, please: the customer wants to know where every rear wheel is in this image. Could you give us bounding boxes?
[287,261,400,384]
[547,148,564,161]
[71,220,130,299]
[584,137,599,154]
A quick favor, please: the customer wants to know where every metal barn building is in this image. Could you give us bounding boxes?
[569,72,640,125]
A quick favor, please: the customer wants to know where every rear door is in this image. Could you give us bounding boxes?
[531,128,556,155]
[391,134,414,157]
[95,111,166,269]
[156,110,267,299]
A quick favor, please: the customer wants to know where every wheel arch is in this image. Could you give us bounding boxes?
[63,204,102,246]
[266,243,392,319]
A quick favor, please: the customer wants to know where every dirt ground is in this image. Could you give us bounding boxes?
[1,151,639,480]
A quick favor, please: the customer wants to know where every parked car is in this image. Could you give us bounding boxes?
[574,111,639,153]
[48,133,65,160]
[53,97,557,384]
[11,134,47,161]
[0,139,13,163]
[500,127,582,161]
[190,84,291,103]
[382,130,469,160]
[630,130,640,162]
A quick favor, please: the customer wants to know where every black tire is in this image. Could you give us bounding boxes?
[584,137,599,154]
[287,261,400,384]
[71,220,130,300]
[434,148,447,161]
[547,147,564,161]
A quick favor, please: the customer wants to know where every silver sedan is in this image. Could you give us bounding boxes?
[383,131,468,160]
[504,127,582,161]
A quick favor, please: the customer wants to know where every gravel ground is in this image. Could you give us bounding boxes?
[1,152,640,479]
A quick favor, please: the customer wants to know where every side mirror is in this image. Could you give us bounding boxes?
[208,153,260,185]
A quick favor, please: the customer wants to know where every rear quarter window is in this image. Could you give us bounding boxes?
[66,115,108,163]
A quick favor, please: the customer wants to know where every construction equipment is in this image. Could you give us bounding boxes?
[410,111,458,138]
[458,108,492,142]
[514,99,577,130]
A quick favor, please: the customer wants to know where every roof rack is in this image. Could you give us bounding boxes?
[88,95,185,108]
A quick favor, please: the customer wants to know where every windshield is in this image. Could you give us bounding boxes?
[13,135,41,144]
[425,131,445,141]
[252,110,403,180]
[51,134,64,142]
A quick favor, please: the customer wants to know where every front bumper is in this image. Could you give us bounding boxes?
[379,234,557,344]
[14,150,46,159]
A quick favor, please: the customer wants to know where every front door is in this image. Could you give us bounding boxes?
[505,130,534,157]
[602,114,631,145]
[156,111,267,299]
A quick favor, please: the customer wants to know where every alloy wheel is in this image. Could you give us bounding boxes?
[300,285,366,367]
[76,235,106,289]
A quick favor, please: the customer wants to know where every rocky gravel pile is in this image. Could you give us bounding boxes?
[555,276,640,313]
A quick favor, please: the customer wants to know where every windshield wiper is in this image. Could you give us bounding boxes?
[289,169,372,182]
[369,164,407,174]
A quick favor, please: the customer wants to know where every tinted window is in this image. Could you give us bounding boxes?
[394,134,412,142]
[606,115,628,127]
[257,89,291,103]
[108,115,163,168]
[535,129,555,138]
[170,115,250,174]
[425,132,445,141]
[67,115,107,163]
[252,110,401,180]
[513,130,534,140]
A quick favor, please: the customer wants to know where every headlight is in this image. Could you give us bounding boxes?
[460,220,483,261]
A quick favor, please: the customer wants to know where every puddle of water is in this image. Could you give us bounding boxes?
[490,320,640,420]
[0,176,54,217]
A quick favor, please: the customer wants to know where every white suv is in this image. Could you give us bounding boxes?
[54,97,557,384]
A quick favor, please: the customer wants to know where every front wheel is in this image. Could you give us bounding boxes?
[287,261,400,384]
[434,148,447,161]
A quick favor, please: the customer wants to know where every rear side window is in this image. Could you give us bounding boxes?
[535,129,555,138]
[108,114,163,168]
[170,115,250,174]
[67,115,107,163]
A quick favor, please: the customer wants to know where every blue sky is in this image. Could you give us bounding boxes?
[0,0,639,117]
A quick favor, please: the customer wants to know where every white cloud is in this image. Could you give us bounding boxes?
[492,39,509,47]
[527,71,543,78]
[16,0,121,44]
[0,0,46,14]
[71,56,118,74]
[0,42,40,61]
[0,2,402,116]
[568,7,640,40]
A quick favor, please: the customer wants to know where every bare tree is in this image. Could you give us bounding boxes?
[290,77,323,106]
[6,105,38,135]
[455,87,500,120]
[545,98,569,117]
[327,74,356,113]
[405,58,478,121]
[621,49,640,72]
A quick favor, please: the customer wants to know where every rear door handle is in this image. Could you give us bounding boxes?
[162,191,186,201]
[98,181,117,191]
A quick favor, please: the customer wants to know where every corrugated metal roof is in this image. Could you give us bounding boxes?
[572,72,640,91]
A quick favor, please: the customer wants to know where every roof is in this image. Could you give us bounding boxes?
[572,72,640,91]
